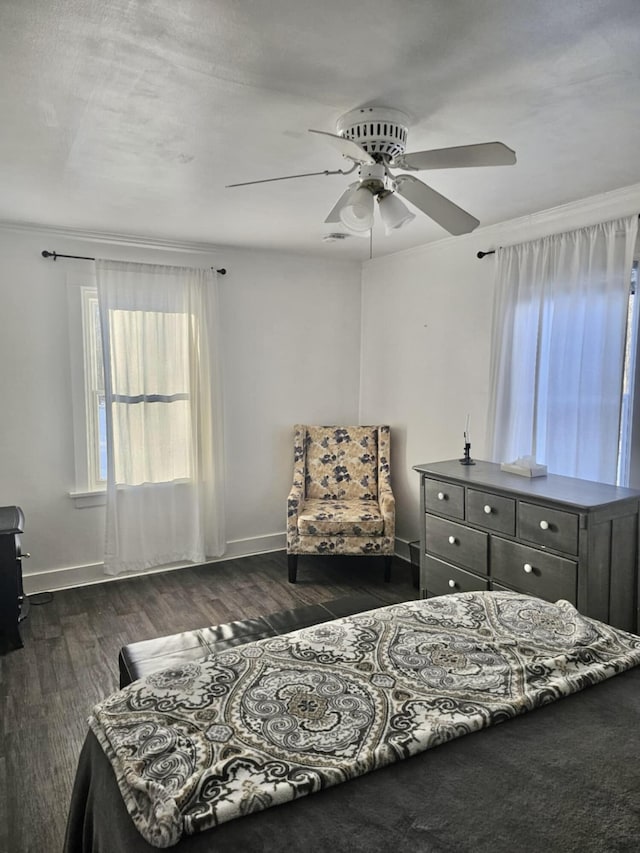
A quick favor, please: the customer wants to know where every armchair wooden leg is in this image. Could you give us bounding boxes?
[384,555,392,583]
[288,554,298,584]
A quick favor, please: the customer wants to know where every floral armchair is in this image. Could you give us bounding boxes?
[286,425,395,583]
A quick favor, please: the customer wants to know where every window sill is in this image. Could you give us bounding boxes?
[68,489,106,508]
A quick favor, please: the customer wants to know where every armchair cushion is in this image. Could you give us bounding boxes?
[305,426,379,501]
[298,499,385,536]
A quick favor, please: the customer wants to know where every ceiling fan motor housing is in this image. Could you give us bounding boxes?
[336,107,409,160]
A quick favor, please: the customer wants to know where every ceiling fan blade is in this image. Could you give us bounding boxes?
[395,175,480,235]
[309,129,376,165]
[396,142,516,171]
[324,183,361,223]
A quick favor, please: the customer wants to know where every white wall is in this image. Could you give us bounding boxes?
[3,183,639,592]
[0,227,362,592]
[218,247,362,547]
[359,183,640,548]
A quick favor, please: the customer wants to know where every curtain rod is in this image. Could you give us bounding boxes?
[477,214,640,259]
[41,250,226,275]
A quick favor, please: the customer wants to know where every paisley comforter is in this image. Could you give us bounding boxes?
[89,591,640,848]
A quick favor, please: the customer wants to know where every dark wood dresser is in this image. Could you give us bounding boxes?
[0,505,29,651]
[413,459,640,633]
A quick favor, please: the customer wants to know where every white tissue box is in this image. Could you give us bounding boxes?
[500,461,548,478]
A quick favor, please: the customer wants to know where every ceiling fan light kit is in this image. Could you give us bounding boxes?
[228,105,516,238]
[339,186,375,232]
[378,192,416,234]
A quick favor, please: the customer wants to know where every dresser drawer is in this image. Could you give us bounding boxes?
[467,489,516,536]
[518,502,579,555]
[491,537,577,603]
[424,478,464,520]
[425,555,489,596]
[425,516,488,574]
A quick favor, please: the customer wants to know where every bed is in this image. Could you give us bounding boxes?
[64,591,640,853]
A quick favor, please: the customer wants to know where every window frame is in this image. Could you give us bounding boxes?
[68,277,199,503]
[67,275,106,507]
[82,287,106,491]
[623,260,640,487]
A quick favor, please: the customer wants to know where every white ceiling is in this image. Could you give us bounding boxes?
[1,0,640,259]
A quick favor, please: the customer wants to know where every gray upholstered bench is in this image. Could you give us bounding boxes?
[118,592,384,688]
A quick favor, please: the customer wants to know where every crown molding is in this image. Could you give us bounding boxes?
[4,180,640,268]
[483,181,640,247]
[0,219,226,255]
[0,218,365,266]
[364,181,640,267]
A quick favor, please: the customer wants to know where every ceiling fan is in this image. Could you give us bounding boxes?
[226,106,517,237]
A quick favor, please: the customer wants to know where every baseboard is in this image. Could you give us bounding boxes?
[223,532,286,560]
[22,533,413,595]
[23,562,108,594]
[22,532,288,594]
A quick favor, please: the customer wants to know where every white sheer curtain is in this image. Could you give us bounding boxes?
[487,215,638,484]
[96,260,225,575]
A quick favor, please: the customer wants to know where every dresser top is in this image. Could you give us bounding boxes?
[413,459,640,510]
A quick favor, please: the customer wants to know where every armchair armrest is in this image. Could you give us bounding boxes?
[379,487,395,540]
[377,426,394,539]
[287,426,307,543]
[287,478,304,517]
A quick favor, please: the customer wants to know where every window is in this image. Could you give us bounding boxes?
[487,217,638,486]
[527,265,639,487]
[70,287,197,498]
[106,306,194,485]
[508,263,639,487]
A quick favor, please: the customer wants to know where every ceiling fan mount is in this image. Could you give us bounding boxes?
[226,104,517,237]
[335,107,410,161]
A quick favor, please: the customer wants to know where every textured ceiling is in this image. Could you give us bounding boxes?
[1,0,639,258]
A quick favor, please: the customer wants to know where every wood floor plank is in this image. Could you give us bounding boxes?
[0,753,7,853]
[0,550,416,852]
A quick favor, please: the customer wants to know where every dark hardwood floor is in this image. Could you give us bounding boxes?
[1,551,416,853]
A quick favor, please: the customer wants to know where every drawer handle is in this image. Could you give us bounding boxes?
[483,504,492,514]
[539,520,550,530]
[448,535,457,545]
[448,579,457,589]
[437,491,446,501]
[523,563,533,574]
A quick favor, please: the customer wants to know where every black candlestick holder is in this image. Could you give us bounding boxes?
[459,441,475,465]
